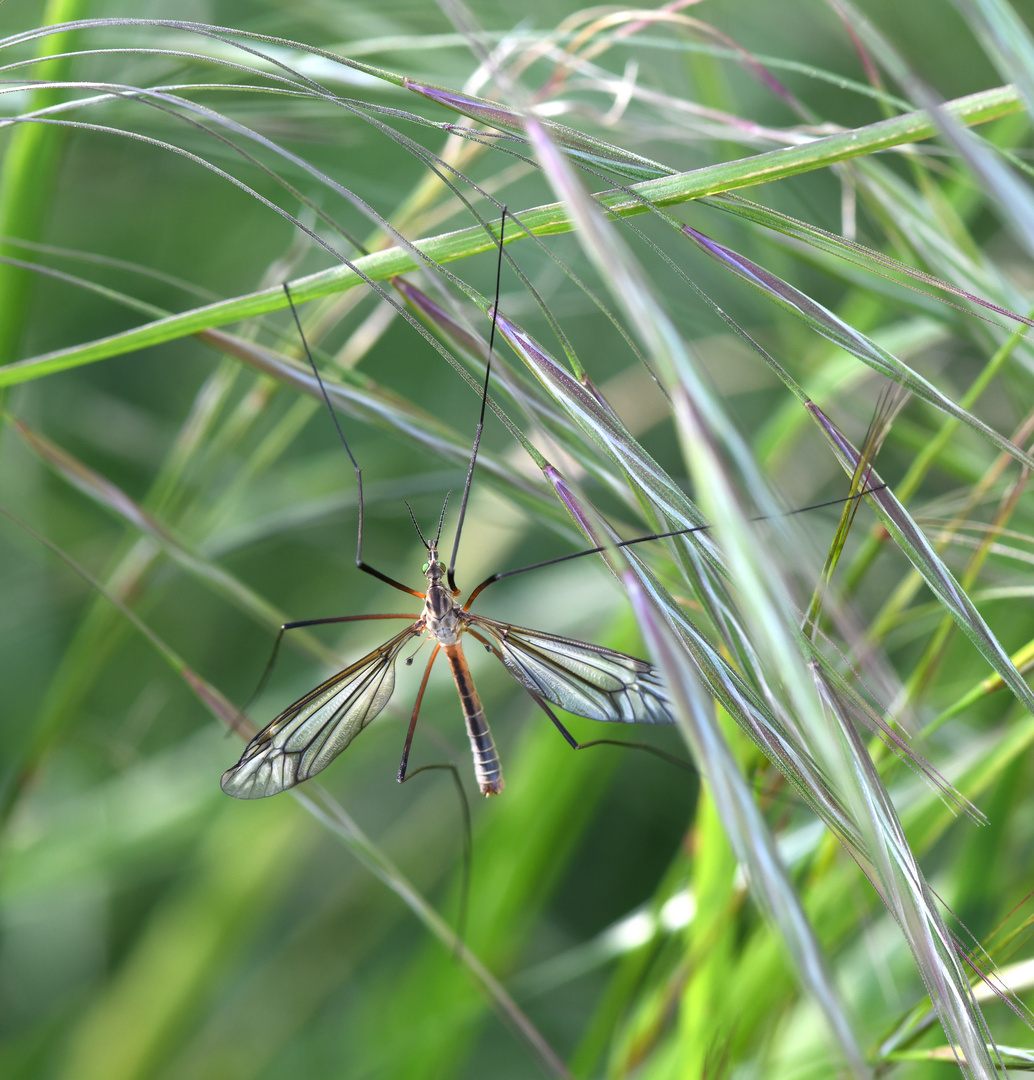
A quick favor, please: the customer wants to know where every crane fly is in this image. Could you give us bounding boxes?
[220,518,673,799]
[219,209,884,802]
[221,209,675,799]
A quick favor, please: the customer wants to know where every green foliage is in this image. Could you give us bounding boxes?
[2,2,1034,1078]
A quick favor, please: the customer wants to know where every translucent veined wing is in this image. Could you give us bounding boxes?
[467,616,673,725]
[222,624,421,799]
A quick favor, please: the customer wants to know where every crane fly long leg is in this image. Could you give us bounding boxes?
[397,642,442,784]
[283,283,424,601]
[447,207,508,595]
[524,690,692,771]
[443,641,504,796]
[461,486,890,609]
[281,613,426,631]
[222,623,422,799]
[246,611,422,724]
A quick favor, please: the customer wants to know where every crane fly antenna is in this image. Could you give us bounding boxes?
[283,283,422,599]
[405,500,431,550]
[405,495,451,553]
[433,494,450,549]
[447,207,508,593]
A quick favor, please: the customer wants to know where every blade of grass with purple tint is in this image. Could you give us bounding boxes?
[680,223,1034,473]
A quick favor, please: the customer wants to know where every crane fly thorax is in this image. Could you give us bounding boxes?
[422,549,464,645]
[423,581,463,643]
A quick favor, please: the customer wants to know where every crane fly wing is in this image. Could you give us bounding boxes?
[222,624,421,799]
[468,616,673,725]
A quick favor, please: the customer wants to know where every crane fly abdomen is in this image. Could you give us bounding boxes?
[443,642,504,795]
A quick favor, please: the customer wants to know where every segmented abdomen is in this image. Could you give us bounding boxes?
[443,643,504,795]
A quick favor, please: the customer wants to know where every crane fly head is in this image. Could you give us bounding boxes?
[421,543,446,583]
[404,493,451,589]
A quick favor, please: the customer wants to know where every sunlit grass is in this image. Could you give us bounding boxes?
[2,3,1034,1078]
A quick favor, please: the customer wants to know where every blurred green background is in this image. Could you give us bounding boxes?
[1,1,1033,1078]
